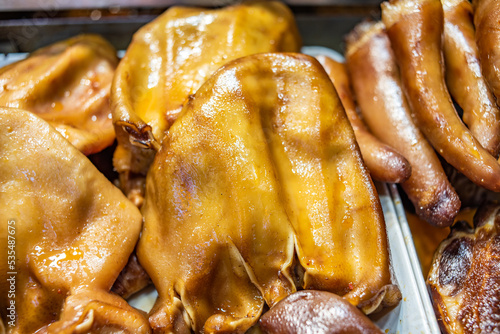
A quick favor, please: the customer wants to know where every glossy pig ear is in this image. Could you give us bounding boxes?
[110,1,302,200]
[138,52,399,333]
[0,34,118,155]
[0,107,149,333]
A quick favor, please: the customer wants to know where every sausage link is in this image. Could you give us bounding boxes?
[443,0,500,157]
[382,0,500,192]
[346,21,460,227]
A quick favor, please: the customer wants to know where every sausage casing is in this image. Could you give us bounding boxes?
[442,0,500,157]
[346,21,460,227]
[382,0,500,192]
[473,0,500,105]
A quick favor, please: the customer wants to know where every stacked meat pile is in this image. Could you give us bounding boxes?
[1,0,499,333]
[333,0,500,332]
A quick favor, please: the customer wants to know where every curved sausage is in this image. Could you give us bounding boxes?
[442,0,500,157]
[345,21,460,227]
[382,0,500,192]
[473,0,500,105]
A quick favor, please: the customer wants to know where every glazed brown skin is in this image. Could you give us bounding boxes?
[259,290,383,334]
[382,0,500,192]
[0,108,150,333]
[474,0,500,105]
[316,55,411,184]
[0,34,117,155]
[427,204,500,334]
[345,21,460,227]
[138,53,398,333]
[443,0,500,157]
[111,2,301,205]
[112,253,151,299]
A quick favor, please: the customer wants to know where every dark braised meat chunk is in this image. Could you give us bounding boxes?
[259,290,384,334]
[427,203,500,334]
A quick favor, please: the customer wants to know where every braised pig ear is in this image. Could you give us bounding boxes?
[427,203,500,334]
[0,108,149,333]
[0,34,118,155]
[138,53,399,333]
[262,55,399,314]
[111,1,301,204]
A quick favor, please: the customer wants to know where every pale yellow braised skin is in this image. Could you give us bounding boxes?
[138,53,399,333]
[316,54,411,184]
[0,108,149,333]
[111,1,301,204]
[0,35,118,155]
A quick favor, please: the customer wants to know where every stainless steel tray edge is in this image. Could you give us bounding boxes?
[387,183,441,334]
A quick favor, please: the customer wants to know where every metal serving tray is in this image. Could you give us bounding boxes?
[0,8,441,332]
[375,183,440,333]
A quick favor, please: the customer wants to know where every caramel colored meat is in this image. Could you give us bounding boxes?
[0,35,117,155]
[345,21,460,227]
[382,0,500,192]
[0,108,149,333]
[259,290,383,334]
[316,55,411,184]
[112,253,152,299]
[443,0,500,157]
[474,0,500,105]
[138,53,398,333]
[427,204,500,334]
[111,2,301,203]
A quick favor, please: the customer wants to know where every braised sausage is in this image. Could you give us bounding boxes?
[345,21,460,227]
[473,0,500,106]
[382,0,500,192]
[442,0,500,157]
